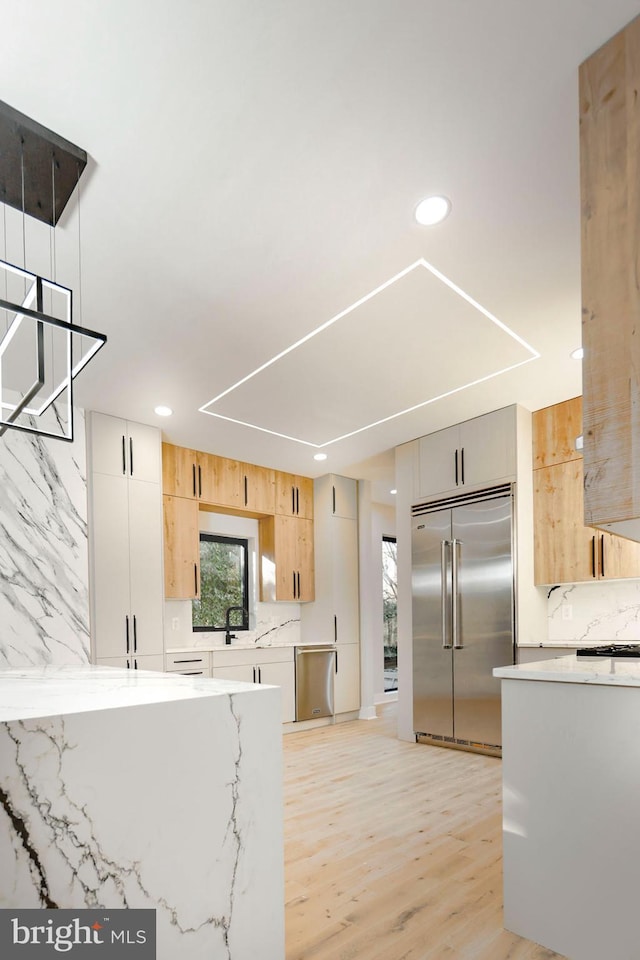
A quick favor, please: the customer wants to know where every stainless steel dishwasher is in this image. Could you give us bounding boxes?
[295,646,336,720]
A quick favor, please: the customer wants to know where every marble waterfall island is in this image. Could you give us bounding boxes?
[494,655,640,960]
[0,666,284,960]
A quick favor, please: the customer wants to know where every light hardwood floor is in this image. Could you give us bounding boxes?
[283,704,565,960]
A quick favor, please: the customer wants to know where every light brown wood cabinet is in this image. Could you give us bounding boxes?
[532,396,583,470]
[580,17,640,539]
[163,443,241,507]
[259,515,314,602]
[162,443,199,499]
[162,443,275,514]
[162,442,315,601]
[241,462,275,514]
[275,472,314,519]
[533,398,640,583]
[163,495,200,599]
[198,451,243,508]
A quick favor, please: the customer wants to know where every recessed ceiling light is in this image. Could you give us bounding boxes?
[570,347,584,360]
[314,453,328,461]
[415,196,451,226]
[154,405,173,417]
[390,489,397,495]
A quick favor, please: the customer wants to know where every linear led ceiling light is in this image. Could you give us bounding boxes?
[199,258,540,449]
[0,100,106,443]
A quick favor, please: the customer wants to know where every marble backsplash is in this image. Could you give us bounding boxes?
[547,579,640,644]
[0,413,89,666]
[165,598,301,649]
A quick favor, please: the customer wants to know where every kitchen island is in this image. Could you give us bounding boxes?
[494,654,640,960]
[0,665,284,960]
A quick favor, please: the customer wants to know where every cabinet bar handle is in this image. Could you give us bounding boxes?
[292,486,295,514]
[296,487,300,515]
[133,614,137,653]
[122,436,126,475]
[258,666,262,683]
[293,571,297,599]
[192,463,196,496]
[334,614,338,642]
[335,649,338,674]
[194,563,199,596]
[591,535,596,578]
[129,437,134,476]
[126,659,130,669]
[244,475,248,505]
[461,447,465,485]
[125,615,130,654]
[174,658,203,665]
[297,572,301,598]
[253,666,256,683]
[454,449,459,486]
[134,659,138,670]
[600,534,605,578]
[332,486,336,514]
[198,465,202,497]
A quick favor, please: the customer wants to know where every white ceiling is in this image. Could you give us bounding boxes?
[1,0,639,504]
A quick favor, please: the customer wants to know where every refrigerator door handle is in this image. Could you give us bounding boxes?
[441,539,452,649]
[452,538,463,648]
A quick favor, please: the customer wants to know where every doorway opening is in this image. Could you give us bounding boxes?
[382,535,397,692]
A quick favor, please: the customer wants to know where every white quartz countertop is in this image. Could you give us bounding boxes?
[0,665,269,723]
[495,654,640,687]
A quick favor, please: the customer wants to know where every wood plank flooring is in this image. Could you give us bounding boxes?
[283,703,566,960]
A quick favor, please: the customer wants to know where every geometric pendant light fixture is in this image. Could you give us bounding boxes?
[0,100,106,442]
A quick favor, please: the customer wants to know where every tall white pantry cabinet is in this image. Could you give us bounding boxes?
[301,474,361,714]
[87,412,164,670]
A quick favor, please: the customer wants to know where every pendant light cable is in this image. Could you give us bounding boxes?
[20,138,26,298]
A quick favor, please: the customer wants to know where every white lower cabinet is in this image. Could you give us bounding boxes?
[334,643,360,714]
[164,651,211,677]
[211,648,295,723]
[96,655,165,671]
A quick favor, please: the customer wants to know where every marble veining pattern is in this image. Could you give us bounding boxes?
[165,598,301,650]
[547,580,640,644]
[496,653,640,687]
[0,668,284,960]
[0,411,89,667]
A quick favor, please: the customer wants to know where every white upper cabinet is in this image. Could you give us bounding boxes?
[301,474,360,661]
[87,412,163,662]
[416,406,517,501]
[330,474,358,519]
[89,412,161,483]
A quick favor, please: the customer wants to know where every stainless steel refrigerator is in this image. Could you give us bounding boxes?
[411,484,514,750]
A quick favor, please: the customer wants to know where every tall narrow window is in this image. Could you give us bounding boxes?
[193,534,249,632]
[382,535,397,692]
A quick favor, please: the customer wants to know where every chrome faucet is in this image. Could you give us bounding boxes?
[224,606,246,644]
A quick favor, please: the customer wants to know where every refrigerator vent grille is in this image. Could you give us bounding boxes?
[411,483,513,517]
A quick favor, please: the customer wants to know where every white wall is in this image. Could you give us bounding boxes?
[357,483,397,720]
[395,442,415,740]
[0,411,90,666]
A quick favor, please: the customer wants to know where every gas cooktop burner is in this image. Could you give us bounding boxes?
[576,644,640,658]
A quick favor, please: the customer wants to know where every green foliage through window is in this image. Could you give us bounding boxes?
[192,534,249,631]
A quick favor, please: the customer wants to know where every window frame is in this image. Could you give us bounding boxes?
[192,532,250,633]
